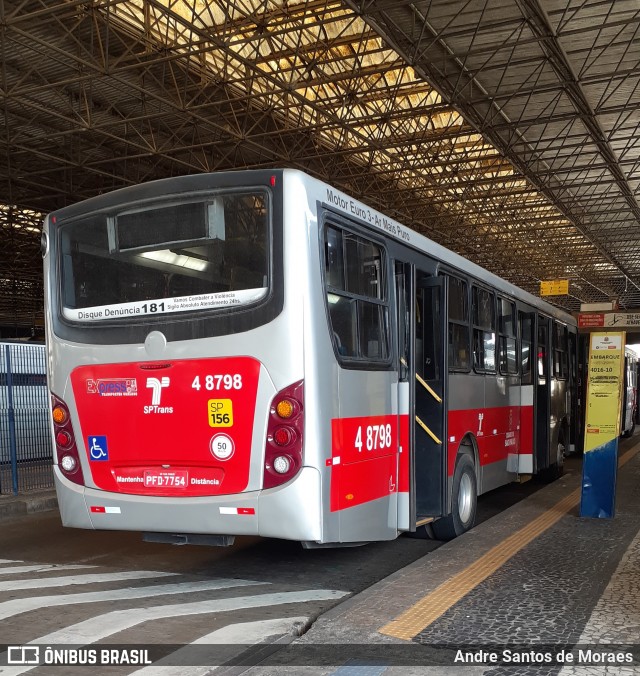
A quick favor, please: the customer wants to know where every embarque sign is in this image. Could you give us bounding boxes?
[580,332,625,518]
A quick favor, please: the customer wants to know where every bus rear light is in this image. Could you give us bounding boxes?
[264,379,303,489]
[52,406,67,425]
[272,455,292,474]
[60,455,77,473]
[275,399,295,419]
[272,426,293,446]
[50,393,85,486]
[56,431,72,448]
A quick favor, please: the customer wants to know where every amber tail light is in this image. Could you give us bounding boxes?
[51,393,85,486]
[263,380,303,489]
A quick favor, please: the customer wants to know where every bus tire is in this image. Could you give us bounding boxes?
[432,454,477,541]
[404,523,435,540]
[551,438,565,479]
[541,436,565,481]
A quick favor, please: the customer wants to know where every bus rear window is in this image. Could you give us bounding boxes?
[59,192,269,322]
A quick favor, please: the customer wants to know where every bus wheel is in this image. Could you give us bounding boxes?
[542,437,565,481]
[432,454,477,541]
[556,438,566,475]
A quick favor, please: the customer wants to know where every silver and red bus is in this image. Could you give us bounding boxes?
[621,347,637,437]
[43,169,577,546]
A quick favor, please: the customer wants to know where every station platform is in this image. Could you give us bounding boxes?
[243,437,640,674]
[2,442,639,674]
[0,488,57,521]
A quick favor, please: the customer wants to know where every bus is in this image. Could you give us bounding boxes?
[43,169,577,546]
[621,347,637,437]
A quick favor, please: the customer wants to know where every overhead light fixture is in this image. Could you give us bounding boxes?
[140,250,208,272]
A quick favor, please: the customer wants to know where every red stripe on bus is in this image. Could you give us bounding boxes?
[330,415,399,512]
[447,405,532,474]
[330,405,536,511]
[398,413,410,493]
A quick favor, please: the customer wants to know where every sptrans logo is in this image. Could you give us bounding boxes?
[145,377,173,414]
[87,378,137,397]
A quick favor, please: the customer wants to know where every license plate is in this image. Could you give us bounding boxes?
[208,398,234,427]
[143,470,188,489]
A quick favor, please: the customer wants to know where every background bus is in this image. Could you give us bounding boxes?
[621,347,637,437]
[43,169,577,546]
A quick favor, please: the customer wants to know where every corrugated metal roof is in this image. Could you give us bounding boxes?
[1,0,640,329]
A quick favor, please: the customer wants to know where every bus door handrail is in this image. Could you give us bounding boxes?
[400,357,443,445]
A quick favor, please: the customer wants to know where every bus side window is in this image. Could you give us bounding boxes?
[359,303,385,359]
[498,297,518,375]
[472,286,496,372]
[520,312,533,385]
[553,321,569,379]
[328,296,357,357]
[326,226,354,356]
[324,222,389,363]
[325,226,345,290]
[447,275,470,371]
[395,262,410,382]
[538,320,548,382]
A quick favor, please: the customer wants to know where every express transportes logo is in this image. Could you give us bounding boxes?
[86,378,138,397]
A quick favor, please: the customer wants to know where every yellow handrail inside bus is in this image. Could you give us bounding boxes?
[399,357,443,404]
[415,415,442,445]
[415,373,442,403]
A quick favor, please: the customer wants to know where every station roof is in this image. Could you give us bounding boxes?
[1,0,639,332]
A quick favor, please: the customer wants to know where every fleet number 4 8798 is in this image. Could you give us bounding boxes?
[355,424,393,452]
[191,374,243,391]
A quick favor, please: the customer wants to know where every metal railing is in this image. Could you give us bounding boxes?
[0,342,53,494]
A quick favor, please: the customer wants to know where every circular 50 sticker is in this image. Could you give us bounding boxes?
[210,433,235,461]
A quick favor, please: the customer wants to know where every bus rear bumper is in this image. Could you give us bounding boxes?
[258,466,321,541]
[54,466,322,542]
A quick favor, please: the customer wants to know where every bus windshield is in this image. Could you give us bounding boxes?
[58,191,269,322]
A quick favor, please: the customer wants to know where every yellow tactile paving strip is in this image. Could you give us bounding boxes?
[380,444,640,641]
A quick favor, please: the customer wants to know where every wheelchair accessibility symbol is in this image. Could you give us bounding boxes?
[88,435,109,461]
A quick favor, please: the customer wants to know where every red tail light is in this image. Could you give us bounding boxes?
[51,393,84,486]
[263,380,303,489]
[273,427,294,446]
[56,431,72,448]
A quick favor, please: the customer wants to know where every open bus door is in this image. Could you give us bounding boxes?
[621,348,637,437]
[413,272,447,522]
[535,315,551,472]
[568,329,580,454]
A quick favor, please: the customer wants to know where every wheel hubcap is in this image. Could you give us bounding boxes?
[458,473,473,523]
[558,442,565,466]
